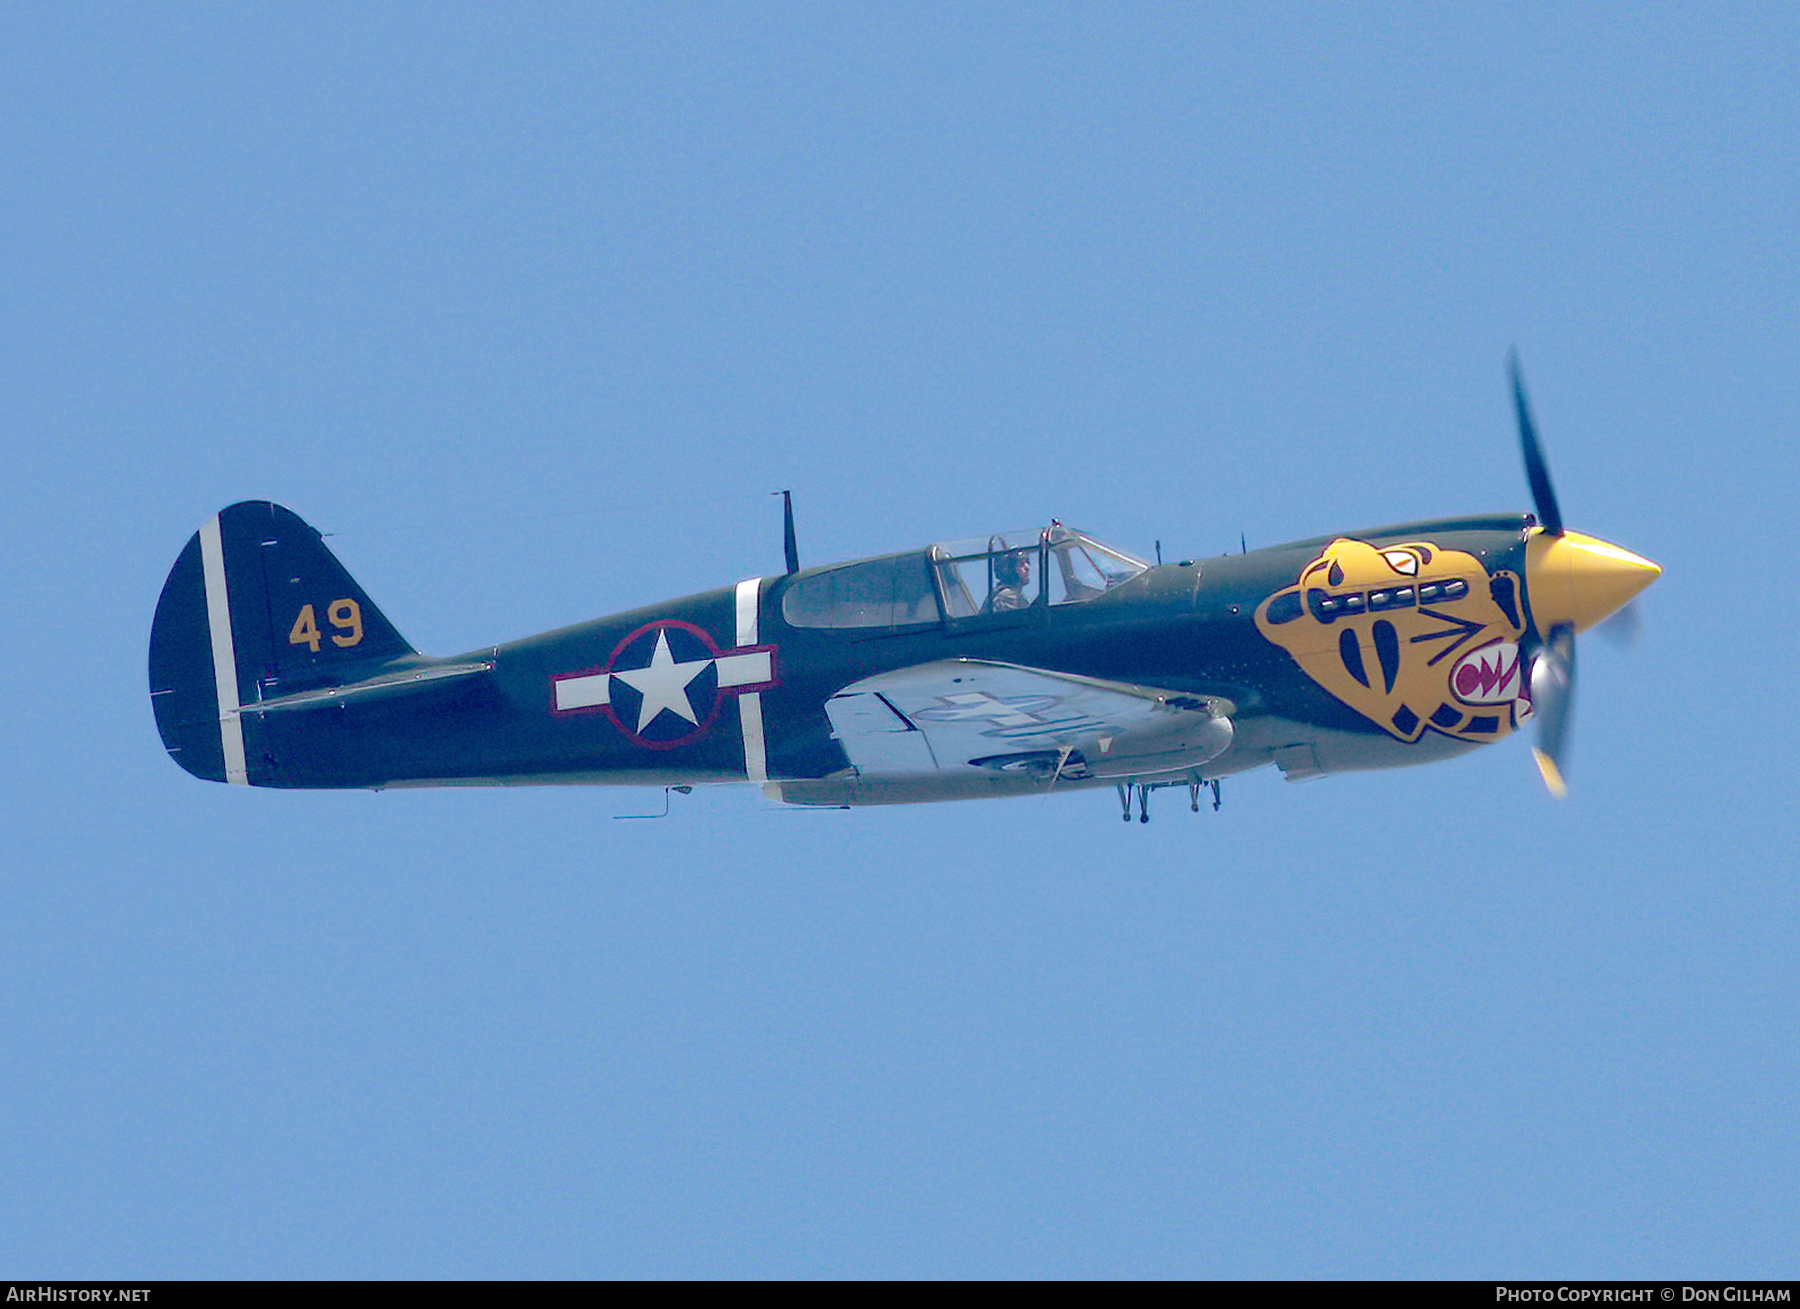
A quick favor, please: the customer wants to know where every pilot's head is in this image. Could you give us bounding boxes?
[995,550,1031,587]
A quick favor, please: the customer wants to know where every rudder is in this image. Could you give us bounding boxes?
[148,501,415,784]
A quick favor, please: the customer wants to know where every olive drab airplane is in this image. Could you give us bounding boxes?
[149,356,1660,821]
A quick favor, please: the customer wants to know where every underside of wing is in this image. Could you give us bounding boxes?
[823,659,1234,788]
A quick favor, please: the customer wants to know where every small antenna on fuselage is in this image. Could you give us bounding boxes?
[1240,531,1247,555]
[1155,539,1163,565]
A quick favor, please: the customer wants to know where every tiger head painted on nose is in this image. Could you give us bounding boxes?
[1254,538,1530,743]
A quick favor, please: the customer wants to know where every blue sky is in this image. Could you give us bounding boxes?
[2,4,1795,1277]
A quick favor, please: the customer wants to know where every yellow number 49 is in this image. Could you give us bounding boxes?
[289,599,363,653]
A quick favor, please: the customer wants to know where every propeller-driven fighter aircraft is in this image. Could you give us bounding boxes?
[150,358,1659,820]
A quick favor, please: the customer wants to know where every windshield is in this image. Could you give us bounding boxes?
[1045,523,1148,605]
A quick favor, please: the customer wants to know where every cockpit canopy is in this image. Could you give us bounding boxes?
[934,523,1148,618]
[781,523,1148,630]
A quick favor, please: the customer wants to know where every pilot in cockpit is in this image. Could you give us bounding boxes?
[985,549,1033,613]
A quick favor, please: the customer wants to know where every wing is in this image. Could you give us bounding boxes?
[825,659,1234,783]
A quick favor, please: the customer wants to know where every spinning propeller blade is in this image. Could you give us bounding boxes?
[1528,622,1576,798]
[1509,347,1564,537]
[1510,351,1635,798]
[1594,598,1642,649]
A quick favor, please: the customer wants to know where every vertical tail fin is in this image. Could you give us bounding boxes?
[148,502,415,784]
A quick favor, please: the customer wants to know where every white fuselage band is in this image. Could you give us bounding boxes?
[735,577,768,784]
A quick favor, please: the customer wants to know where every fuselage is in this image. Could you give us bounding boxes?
[182,511,1653,804]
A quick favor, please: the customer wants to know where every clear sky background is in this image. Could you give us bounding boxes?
[2,4,1796,1279]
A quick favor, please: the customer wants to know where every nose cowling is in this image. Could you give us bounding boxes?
[1524,529,1660,635]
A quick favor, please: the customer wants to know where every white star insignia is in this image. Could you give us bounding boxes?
[611,630,710,732]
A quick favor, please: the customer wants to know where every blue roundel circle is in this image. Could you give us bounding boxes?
[605,622,723,747]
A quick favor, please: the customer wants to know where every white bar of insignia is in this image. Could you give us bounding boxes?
[555,673,610,711]
[715,650,772,688]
